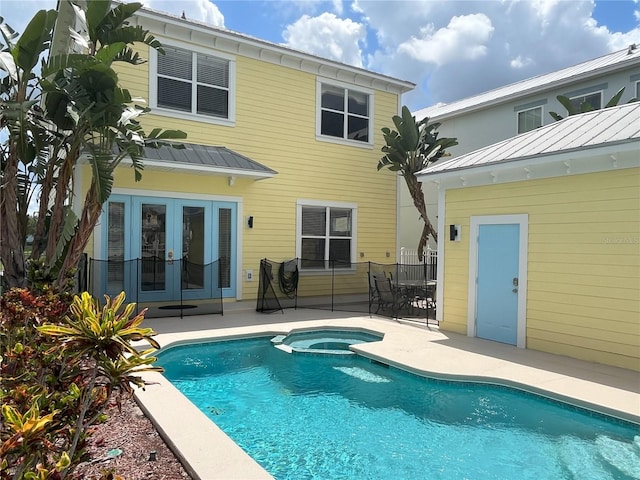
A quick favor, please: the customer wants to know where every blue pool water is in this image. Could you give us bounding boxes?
[156,336,640,480]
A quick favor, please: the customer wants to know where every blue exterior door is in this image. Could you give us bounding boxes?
[100,196,236,302]
[476,224,520,345]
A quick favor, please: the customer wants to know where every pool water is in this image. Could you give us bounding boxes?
[156,337,640,480]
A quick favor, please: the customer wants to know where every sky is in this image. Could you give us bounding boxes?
[1,0,639,111]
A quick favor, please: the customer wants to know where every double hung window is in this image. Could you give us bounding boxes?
[318,80,372,144]
[298,202,356,270]
[516,106,542,134]
[153,45,234,122]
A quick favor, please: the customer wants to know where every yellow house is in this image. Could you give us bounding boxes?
[53,3,414,315]
[417,103,640,371]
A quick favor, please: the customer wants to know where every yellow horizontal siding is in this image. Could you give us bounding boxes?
[442,167,640,371]
[105,47,401,300]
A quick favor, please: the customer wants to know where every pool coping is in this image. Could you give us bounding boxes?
[134,315,640,480]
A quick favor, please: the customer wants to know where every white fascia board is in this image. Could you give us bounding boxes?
[417,141,639,189]
[134,8,415,95]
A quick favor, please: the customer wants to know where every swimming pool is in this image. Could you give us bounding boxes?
[156,336,640,480]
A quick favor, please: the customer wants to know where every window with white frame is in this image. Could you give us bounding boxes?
[636,80,640,100]
[318,81,371,144]
[516,106,542,134]
[155,45,232,119]
[298,203,355,269]
[569,91,602,112]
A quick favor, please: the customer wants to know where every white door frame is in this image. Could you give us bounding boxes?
[467,214,528,348]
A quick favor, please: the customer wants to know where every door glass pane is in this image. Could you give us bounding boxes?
[107,202,125,292]
[141,204,166,291]
[182,206,205,290]
[218,209,231,288]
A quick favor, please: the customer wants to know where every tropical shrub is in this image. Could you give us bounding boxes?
[0,289,162,479]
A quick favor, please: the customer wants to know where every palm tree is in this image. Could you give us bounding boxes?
[0,1,186,290]
[378,106,458,260]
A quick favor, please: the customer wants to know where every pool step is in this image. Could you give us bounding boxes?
[274,344,293,353]
[595,435,640,478]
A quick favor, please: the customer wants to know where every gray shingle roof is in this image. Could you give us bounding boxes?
[418,103,640,177]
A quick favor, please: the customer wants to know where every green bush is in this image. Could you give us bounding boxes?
[1,289,162,480]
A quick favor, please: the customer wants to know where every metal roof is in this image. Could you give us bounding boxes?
[414,45,640,120]
[418,102,640,177]
[140,143,277,179]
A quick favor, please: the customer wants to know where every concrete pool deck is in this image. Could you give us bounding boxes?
[134,308,640,480]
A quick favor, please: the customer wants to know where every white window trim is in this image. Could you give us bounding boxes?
[149,39,236,126]
[296,199,358,273]
[635,80,640,100]
[316,78,374,149]
[516,105,543,135]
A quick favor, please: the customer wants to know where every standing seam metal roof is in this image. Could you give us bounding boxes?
[414,46,640,120]
[141,143,278,175]
[419,103,640,176]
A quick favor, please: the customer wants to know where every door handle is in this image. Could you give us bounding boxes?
[168,250,174,265]
[512,288,518,293]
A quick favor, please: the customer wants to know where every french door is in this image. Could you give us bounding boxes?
[102,195,236,301]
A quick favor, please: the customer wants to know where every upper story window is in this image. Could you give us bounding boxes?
[150,44,235,124]
[569,91,602,112]
[516,106,542,134]
[297,201,356,270]
[636,80,640,100]
[317,80,372,146]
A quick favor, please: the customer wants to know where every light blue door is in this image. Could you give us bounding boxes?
[476,224,520,345]
[101,196,237,302]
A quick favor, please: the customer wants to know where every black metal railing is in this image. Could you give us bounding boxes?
[257,258,438,325]
[88,258,224,318]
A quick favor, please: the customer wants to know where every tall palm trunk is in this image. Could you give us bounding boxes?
[54,182,103,289]
[404,174,437,260]
[0,150,26,287]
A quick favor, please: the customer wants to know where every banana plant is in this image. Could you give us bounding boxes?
[549,87,638,121]
[0,1,186,290]
[378,106,458,259]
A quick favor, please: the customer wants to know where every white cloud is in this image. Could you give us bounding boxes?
[357,0,640,110]
[510,55,533,69]
[398,14,494,66]
[143,0,224,27]
[283,12,366,67]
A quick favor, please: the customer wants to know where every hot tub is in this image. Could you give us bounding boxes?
[271,329,383,355]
